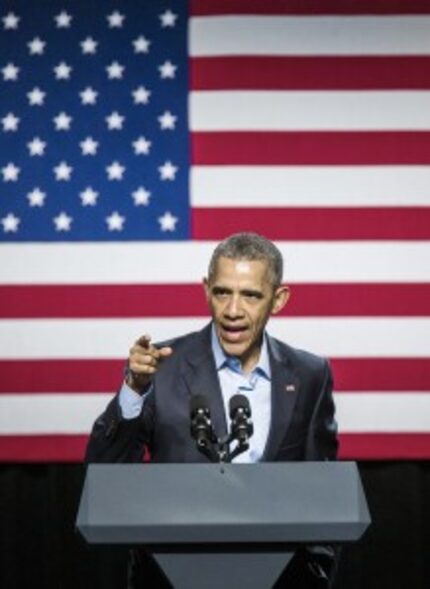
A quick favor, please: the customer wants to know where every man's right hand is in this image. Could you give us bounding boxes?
[126,334,173,394]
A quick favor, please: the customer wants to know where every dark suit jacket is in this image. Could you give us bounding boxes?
[85,323,339,587]
[86,323,337,464]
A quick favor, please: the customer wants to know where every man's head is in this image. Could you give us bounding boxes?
[204,233,290,373]
[207,232,283,289]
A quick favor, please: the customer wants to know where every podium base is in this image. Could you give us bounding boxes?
[153,550,294,589]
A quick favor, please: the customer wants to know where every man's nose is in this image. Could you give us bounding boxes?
[224,295,243,318]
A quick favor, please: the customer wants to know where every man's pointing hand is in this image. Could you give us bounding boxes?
[126,334,173,394]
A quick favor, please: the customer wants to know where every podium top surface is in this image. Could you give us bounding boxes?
[77,462,370,545]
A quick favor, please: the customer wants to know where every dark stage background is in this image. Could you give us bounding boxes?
[1,462,429,589]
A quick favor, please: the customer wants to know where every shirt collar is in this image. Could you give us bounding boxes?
[210,323,271,379]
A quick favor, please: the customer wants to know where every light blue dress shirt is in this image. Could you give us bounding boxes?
[119,327,272,463]
[210,326,271,463]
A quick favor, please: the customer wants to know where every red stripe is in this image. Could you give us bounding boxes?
[1,283,429,318]
[193,207,430,240]
[192,57,430,90]
[0,360,124,393]
[191,0,430,15]
[0,433,429,462]
[1,358,429,393]
[339,433,430,459]
[0,284,208,318]
[331,359,430,392]
[0,435,88,462]
[290,284,430,317]
[192,132,430,165]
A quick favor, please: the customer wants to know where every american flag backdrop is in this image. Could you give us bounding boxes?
[1,0,429,461]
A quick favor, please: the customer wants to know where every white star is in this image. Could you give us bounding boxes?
[2,63,19,81]
[106,61,124,79]
[28,37,46,55]
[80,87,98,105]
[106,211,125,231]
[106,161,125,181]
[106,111,125,131]
[53,112,72,131]
[158,161,178,181]
[1,213,20,233]
[27,187,46,207]
[132,86,151,105]
[159,10,178,28]
[132,187,151,206]
[81,37,98,54]
[53,161,73,181]
[158,211,178,232]
[2,163,20,182]
[158,110,177,130]
[133,35,150,53]
[53,212,72,231]
[133,137,151,155]
[107,11,125,28]
[3,12,20,30]
[1,113,20,132]
[80,137,99,156]
[54,62,72,80]
[80,187,99,206]
[27,87,46,106]
[159,60,177,79]
[27,137,46,156]
[55,11,72,28]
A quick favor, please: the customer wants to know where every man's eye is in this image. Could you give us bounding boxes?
[214,290,228,297]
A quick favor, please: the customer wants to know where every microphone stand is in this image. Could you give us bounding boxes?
[190,398,253,464]
[193,431,249,464]
[214,431,250,463]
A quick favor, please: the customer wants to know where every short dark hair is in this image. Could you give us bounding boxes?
[207,232,283,288]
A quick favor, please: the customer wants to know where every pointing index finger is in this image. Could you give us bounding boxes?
[135,335,173,360]
[136,334,152,349]
[158,346,173,358]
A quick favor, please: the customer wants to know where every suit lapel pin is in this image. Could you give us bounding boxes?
[285,384,296,392]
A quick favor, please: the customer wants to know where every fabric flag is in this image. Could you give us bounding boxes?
[0,0,429,461]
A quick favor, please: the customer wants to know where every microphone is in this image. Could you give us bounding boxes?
[190,395,217,460]
[229,394,254,449]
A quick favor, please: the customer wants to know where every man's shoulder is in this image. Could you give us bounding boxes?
[268,334,328,372]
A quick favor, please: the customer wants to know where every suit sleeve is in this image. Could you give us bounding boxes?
[84,387,155,463]
[305,358,338,461]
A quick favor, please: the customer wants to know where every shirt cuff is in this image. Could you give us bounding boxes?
[118,380,149,419]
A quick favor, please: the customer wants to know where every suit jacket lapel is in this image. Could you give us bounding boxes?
[262,336,300,461]
[179,325,299,457]
[180,324,228,440]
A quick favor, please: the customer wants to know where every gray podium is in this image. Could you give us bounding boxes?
[77,462,370,589]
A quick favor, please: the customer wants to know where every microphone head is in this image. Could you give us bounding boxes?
[190,394,210,417]
[229,394,251,419]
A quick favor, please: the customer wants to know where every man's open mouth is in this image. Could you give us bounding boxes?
[220,324,248,342]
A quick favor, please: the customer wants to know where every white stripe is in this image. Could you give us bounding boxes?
[0,394,113,434]
[1,318,429,359]
[0,392,429,435]
[190,91,430,131]
[270,318,430,358]
[190,16,430,56]
[191,166,430,207]
[1,242,429,283]
[335,393,430,432]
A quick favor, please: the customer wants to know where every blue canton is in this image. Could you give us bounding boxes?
[0,1,190,241]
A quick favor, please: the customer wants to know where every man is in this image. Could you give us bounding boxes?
[86,232,338,587]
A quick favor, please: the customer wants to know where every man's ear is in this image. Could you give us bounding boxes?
[203,277,210,302]
[271,285,290,315]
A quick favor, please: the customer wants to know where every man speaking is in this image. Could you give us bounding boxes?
[86,232,338,587]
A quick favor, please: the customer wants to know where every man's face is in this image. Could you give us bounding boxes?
[204,256,289,372]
